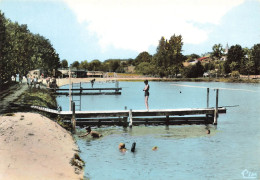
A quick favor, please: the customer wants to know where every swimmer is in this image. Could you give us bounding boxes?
[118,143,127,152]
[131,142,136,152]
[206,130,210,134]
[79,126,102,138]
[152,146,158,151]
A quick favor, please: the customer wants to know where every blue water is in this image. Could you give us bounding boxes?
[57,81,260,180]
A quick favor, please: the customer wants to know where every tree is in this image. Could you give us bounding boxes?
[244,60,254,79]
[79,60,88,70]
[251,44,260,74]
[135,62,155,75]
[0,11,8,87]
[229,61,238,72]
[152,35,184,77]
[182,62,204,78]
[212,44,224,60]
[88,60,102,71]
[0,11,61,84]
[61,59,68,68]
[135,51,152,65]
[226,45,244,72]
[71,61,80,69]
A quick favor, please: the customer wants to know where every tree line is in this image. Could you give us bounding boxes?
[1,9,259,88]
[65,36,260,78]
[0,11,60,87]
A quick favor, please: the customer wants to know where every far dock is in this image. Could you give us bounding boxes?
[51,87,122,95]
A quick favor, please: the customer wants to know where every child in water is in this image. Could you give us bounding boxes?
[118,143,127,152]
[79,126,102,138]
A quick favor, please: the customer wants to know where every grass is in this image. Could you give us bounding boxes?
[17,88,57,109]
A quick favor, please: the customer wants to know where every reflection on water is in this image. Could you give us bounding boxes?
[57,82,260,180]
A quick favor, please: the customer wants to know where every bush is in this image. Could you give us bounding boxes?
[231,71,240,78]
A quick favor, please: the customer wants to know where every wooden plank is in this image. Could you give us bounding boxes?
[58,108,226,118]
[54,92,121,95]
[53,88,122,91]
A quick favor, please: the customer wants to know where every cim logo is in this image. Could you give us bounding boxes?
[241,169,258,179]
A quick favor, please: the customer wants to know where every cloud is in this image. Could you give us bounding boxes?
[63,0,245,52]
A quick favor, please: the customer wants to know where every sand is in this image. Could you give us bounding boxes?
[0,113,83,180]
[55,77,161,87]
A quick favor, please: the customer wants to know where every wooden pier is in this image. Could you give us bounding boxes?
[51,87,122,95]
[31,106,226,127]
[33,88,226,133]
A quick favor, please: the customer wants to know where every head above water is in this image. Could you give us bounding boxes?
[85,126,91,132]
[118,143,125,149]
[152,146,158,151]
[144,80,148,85]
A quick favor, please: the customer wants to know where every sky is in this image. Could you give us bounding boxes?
[0,0,260,64]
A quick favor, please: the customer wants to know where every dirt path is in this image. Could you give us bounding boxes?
[0,83,29,114]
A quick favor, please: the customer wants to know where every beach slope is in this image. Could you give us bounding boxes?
[0,112,83,180]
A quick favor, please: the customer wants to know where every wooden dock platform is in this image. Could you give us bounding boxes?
[31,106,226,127]
[50,88,122,95]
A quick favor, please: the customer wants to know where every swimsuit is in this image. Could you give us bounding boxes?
[144,85,150,96]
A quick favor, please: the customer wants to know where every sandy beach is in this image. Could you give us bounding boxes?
[0,112,83,180]
[55,77,161,87]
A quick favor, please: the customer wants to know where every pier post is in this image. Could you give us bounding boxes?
[206,88,210,122]
[166,115,169,126]
[207,88,209,108]
[213,89,219,125]
[71,101,76,133]
[129,109,133,128]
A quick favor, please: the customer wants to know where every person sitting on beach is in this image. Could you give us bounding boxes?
[118,143,127,153]
[79,126,102,138]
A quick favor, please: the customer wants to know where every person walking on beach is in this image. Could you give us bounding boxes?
[143,80,150,110]
[27,75,31,87]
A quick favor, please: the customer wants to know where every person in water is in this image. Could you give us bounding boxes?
[118,143,127,152]
[152,146,158,151]
[79,126,102,138]
[143,80,150,110]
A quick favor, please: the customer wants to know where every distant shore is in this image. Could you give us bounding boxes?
[55,77,260,87]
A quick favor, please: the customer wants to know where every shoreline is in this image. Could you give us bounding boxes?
[0,112,83,180]
[56,77,260,87]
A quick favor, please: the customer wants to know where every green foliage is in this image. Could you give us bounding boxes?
[17,88,57,109]
[61,59,68,68]
[251,44,260,74]
[225,44,244,73]
[212,44,224,60]
[135,62,155,75]
[230,71,240,78]
[0,10,60,87]
[79,60,88,70]
[88,59,102,71]
[150,35,184,77]
[135,51,152,65]
[182,61,204,78]
[71,61,80,69]
[0,12,8,86]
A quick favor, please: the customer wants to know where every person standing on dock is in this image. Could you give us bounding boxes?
[91,79,95,88]
[143,80,150,110]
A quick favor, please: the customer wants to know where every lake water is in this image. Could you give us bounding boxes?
[56,81,260,180]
